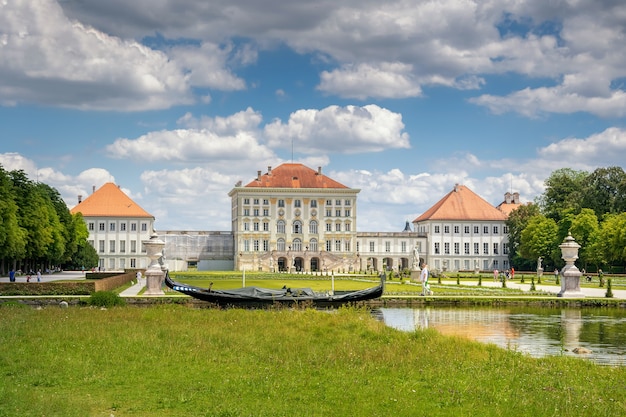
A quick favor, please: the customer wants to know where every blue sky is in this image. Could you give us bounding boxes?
[1,0,625,231]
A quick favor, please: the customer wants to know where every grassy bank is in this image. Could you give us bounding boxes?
[1,304,625,416]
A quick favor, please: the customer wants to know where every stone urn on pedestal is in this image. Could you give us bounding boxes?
[143,232,165,296]
[557,233,585,298]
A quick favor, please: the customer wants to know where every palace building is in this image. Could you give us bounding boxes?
[71,164,516,274]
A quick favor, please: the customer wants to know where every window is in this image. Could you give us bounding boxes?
[454,243,460,254]
[474,226,479,234]
[253,222,259,231]
[293,221,302,234]
[369,242,375,252]
[344,223,351,232]
[141,223,147,232]
[244,240,250,251]
[309,221,318,234]
[335,223,341,232]
[454,226,459,234]
[88,222,94,231]
[263,199,269,205]
[503,242,509,255]
[464,226,469,234]
[244,208,250,216]
[493,226,499,234]
[474,243,479,255]
[335,240,341,251]
[434,225,440,233]
[294,199,301,208]
[493,243,499,255]
[293,239,302,251]
[335,200,341,206]
[344,209,350,217]
[310,239,318,251]
[263,209,269,216]
[263,240,269,251]
[244,198,250,204]
[120,240,126,253]
[444,242,450,254]
[311,200,317,208]
[483,243,489,254]
[464,242,470,254]
[434,242,440,254]
[335,209,341,217]
[253,208,259,216]
[99,240,105,253]
[244,222,249,231]
[263,222,269,231]
[277,220,285,234]
[326,223,332,232]
[254,240,259,251]
[99,222,105,231]
[253,198,259,205]
[278,199,285,208]
[326,241,332,251]
[120,223,126,231]
[131,223,137,232]
[483,226,489,234]
[385,241,391,252]
[444,226,450,233]
[326,209,332,217]
[503,226,509,234]
[345,199,351,206]
[401,241,407,252]
[131,240,137,253]
[326,200,332,206]
[277,239,286,251]
[344,240,351,252]
[109,240,115,253]
[130,258,136,268]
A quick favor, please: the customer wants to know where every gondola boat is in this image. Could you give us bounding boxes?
[164,272,385,306]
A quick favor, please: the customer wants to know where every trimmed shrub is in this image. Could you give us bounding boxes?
[88,291,126,307]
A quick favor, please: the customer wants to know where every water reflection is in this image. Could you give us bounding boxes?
[378,307,626,366]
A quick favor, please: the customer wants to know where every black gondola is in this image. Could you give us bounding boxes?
[164,272,385,307]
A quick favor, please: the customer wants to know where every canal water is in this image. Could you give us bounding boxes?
[378,307,626,366]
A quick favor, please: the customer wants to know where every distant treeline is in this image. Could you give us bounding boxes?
[508,166,626,273]
[0,165,98,275]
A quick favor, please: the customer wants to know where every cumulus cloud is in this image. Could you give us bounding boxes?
[264,104,410,153]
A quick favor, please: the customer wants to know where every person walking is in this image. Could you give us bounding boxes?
[420,263,432,296]
[36,270,42,282]
[9,269,16,282]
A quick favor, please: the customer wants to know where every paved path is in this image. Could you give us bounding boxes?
[2,271,624,299]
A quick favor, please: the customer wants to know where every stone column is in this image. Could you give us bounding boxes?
[557,233,585,298]
[143,232,165,296]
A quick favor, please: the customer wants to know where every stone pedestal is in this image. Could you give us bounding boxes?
[143,232,165,296]
[557,233,584,298]
[411,270,421,282]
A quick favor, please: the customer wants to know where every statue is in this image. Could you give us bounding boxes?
[412,245,420,270]
[537,257,543,271]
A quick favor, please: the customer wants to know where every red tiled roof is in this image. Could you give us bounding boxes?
[244,163,349,189]
[413,184,507,222]
[70,183,154,218]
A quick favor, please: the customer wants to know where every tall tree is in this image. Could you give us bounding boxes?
[539,168,587,222]
[0,166,27,272]
[568,208,600,270]
[505,203,540,270]
[519,215,559,269]
[580,166,626,218]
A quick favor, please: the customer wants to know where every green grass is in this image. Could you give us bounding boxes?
[1,304,625,416]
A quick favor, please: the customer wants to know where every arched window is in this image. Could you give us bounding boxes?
[293,220,302,234]
[277,238,286,251]
[309,220,318,234]
[292,239,302,251]
[277,220,285,234]
[309,238,318,252]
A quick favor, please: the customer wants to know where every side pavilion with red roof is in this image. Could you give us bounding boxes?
[70,183,155,271]
[412,184,511,273]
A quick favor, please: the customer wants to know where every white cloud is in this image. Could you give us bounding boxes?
[264,104,410,153]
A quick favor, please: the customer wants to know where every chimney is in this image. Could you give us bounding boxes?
[78,195,82,204]
[317,166,322,175]
[257,170,262,181]
[505,192,512,204]
[92,185,96,194]
[268,166,272,175]
[513,192,520,204]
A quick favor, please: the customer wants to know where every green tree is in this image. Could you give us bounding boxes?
[505,203,540,270]
[0,166,27,273]
[580,166,626,218]
[568,208,600,270]
[519,215,559,268]
[538,168,587,222]
[595,213,626,267]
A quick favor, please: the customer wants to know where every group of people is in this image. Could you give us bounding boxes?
[493,267,515,281]
[8,269,43,282]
